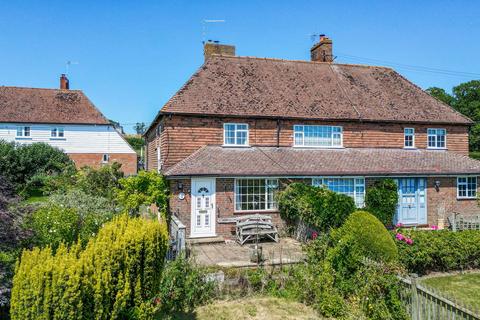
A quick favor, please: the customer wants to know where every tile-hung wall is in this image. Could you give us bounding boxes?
[0,123,134,154]
[147,115,470,171]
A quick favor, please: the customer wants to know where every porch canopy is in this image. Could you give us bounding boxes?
[164,146,480,178]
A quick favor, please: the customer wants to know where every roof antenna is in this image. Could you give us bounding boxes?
[309,33,322,43]
[202,19,225,44]
[65,61,79,75]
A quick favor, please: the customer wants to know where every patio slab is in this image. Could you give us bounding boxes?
[190,237,306,268]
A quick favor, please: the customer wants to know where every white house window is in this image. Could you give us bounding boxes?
[16,126,30,137]
[404,128,415,148]
[235,178,278,211]
[312,177,365,207]
[427,128,446,149]
[102,154,109,163]
[457,177,477,199]
[224,123,249,146]
[294,125,342,147]
[51,127,65,138]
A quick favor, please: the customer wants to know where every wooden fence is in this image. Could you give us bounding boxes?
[399,274,480,320]
[449,213,480,231]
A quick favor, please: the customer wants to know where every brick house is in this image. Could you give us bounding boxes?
[145,37,480,239]
[0,75,137,175]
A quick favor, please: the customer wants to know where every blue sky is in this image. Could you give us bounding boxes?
[1,1,479,133]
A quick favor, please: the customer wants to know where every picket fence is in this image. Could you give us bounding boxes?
[399,274,480,320]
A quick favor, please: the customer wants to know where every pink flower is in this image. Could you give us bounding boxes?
[312,232,318,240]
[395,223,403,228]
[431,225,439,230]
[395,233,405,241]
[405,238,414,245]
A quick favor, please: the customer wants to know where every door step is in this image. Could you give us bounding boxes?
[187,236,225,245]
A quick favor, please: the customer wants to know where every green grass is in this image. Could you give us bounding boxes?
[469,151,480,160]
[165,297,321,320]
[421,272,480,309]
[22,195,48,204]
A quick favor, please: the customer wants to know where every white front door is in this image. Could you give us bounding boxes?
[395,178,427,225]
[191,178,216,237]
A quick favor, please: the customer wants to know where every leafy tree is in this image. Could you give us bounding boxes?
[125,135,145,154]
[116,171,169,214]
[133,122,147,135]
[0,141,74,194]
[76,162,124,199]
[427,80,480,151]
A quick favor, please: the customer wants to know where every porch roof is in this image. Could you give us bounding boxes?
[163,146,480,177]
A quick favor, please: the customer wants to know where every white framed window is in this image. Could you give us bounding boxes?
[427,128,446,149]
[223,123,249,146]
[50,127,65,138]
[102,154,109,163]
[235,178,279,211]
[312,177,365,207]
[16,126,31,137]
[294,125,343,147]
[404,128,415,148]
[457,176,477,199]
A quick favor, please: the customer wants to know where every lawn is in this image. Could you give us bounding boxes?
[421,272,480,309]
[167,297,321,320]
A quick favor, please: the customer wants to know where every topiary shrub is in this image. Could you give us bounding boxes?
[10,214,169,320]
[395,229,480,275]
[276,183,356,233]
[327,210,398,293]
[365,179,398,226]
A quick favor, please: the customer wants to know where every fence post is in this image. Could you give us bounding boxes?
[452,213,457,232]
[410,273,419,320]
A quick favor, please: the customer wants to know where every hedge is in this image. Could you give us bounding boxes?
[365,179,398,226]
[395,229,480,275]
[10,215,169,320]
[276,183,356,232]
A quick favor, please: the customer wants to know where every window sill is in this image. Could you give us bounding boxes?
[234,209,279,214]
[50,138,66,141]
[222,145,250,148]
[15,137,32,140]
[457,197,476,200]
[427,148,447,150]
[403,147,417,150]
[292,146,344,149]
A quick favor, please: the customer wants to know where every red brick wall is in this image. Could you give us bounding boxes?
[146,115,470,171]
[68,153,137,175]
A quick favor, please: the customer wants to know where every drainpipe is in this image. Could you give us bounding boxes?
[276,119,281,148]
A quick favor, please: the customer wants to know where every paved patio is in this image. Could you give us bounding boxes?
[190,237,306,267]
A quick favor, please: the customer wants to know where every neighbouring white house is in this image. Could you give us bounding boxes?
[0,75,137,175]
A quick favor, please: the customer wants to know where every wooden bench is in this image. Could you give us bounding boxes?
[235,214,279,245]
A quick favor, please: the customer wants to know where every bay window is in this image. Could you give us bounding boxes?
[235,178,279,211]
[294,125,342,147]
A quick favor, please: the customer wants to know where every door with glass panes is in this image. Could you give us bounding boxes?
[191,178,216,237]
[395,178,427,225]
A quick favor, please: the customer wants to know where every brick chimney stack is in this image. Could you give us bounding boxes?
[310,35,333,62]
[60,74,70,90]
[204,41,235,61]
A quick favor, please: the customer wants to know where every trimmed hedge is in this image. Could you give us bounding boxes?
[10,215,169,320]
[276,183,356,232]
[395,230,480,275]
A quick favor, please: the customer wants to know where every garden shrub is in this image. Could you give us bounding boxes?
[116,170,169,214]
[0,141,74,194]
[395,229,480,275]
[276,183,356,232]
[76,162,124,199]
[155,256,215,315]
[10,214,169,320]
[365,179,398,226]
[27,189,117,249]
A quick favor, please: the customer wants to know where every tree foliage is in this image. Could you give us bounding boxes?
[116,171,169,214]
[276,183,356,232]
[0,141,74,194]
[10,215,169,320]
[427,80,480,151]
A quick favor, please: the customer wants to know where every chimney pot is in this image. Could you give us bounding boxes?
[60,74,70,90]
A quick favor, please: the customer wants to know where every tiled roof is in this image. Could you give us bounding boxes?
[0,86,110,125]
[159,56,471,125]
[164,146,480,177]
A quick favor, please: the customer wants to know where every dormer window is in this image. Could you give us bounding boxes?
[427,128,446,149]
[294,125,342,147]
[223,123,249,146]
